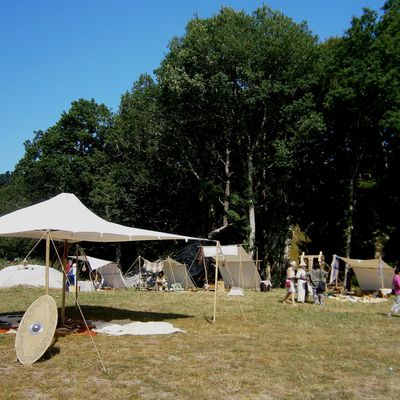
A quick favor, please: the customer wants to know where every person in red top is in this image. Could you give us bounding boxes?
[388,267,400,318]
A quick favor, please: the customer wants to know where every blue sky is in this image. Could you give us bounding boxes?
[0,0,385,174]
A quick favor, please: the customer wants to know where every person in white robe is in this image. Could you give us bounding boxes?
[296,263,308,303]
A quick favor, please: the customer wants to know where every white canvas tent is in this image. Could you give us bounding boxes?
[162,257,196,289]
[70,255,127,290]
[0,193,205,321]
[0,193,201,243]
[0,264,63,289]
[203,245,261,290]
[339,257,394,291]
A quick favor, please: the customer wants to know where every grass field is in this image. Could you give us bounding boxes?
[0,286,398,400]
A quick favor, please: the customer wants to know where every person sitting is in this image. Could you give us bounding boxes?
[155,271,167,291]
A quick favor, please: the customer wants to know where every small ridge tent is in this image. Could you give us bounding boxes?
[162,257,196,289]
[70,255,127,289]
[202,245,261,290]
[339,257,394,291]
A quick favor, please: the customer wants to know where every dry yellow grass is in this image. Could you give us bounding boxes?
[0,287,398,399]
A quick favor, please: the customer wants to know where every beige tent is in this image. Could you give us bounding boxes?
[162,257,196,289]
[203,245,261,290]
[339,257,394,291]
[70,255,127,290]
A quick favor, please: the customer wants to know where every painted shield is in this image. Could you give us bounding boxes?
[15,295,58,365]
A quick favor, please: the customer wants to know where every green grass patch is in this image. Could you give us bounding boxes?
[0,287,398,399]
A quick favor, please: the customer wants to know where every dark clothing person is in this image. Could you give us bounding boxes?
[308,262,328,305]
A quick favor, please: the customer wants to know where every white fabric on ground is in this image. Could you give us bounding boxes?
[92,320,185,335]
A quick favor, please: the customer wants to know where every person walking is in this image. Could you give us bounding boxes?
[282,261,296,305]
[388,267,400,318]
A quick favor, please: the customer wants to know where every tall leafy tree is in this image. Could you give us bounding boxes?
[156,6,323,267]
[14,99,113,207]
[319,2,400,261]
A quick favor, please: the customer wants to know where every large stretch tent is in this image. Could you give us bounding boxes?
[0,193,205,321]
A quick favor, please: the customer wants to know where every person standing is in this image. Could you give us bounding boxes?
[67,262,77,287]
[65,259,72,290]
[282,261,296,305]
[308,260,328,305]
[296,262,308,303]
[388,267,400,318]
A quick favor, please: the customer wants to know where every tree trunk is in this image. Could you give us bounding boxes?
[248,151,256,257]
[344,173,356,258]
[223,146,231,227]
[343,172,356,292]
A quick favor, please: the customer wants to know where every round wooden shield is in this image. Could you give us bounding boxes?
[15,294,58,365]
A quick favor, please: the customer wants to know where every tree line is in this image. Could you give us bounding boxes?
[1,1,399,274]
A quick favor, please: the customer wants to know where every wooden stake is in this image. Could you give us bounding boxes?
[45,231,50,295]
[212,241,220,324]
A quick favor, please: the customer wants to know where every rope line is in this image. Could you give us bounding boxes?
[49,235,107,373]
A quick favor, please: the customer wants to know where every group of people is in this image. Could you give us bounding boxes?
[282,259,328,305]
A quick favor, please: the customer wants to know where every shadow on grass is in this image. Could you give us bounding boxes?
[1,306,193,323]
[63,305,194,322]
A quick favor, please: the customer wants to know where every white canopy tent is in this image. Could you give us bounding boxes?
[0,193,201,243]
[0,193,206,322]
[339,257,394,291]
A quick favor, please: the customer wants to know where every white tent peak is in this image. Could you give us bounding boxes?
[0,192,205,243]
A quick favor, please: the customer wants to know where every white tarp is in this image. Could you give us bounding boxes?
[0,193,203,243]
[92,321,185,335]
[339,257,394,290]
[71,255,111,270]
[202,245,238,257]
[0,264,63,289]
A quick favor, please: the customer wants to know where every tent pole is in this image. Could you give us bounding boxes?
[212,241,220,324]
[60,240,69,325]
[342,264,349,294]
[379,257,384,290]
[201,248,208,287]
[45,230,50,294]
[75,245,79,303]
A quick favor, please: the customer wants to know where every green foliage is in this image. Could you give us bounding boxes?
[2,2,399,267]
